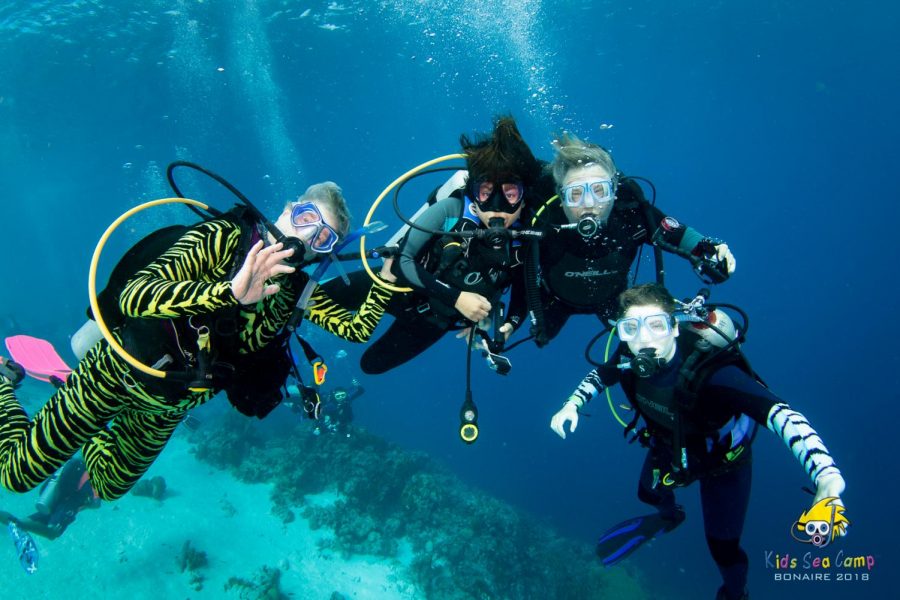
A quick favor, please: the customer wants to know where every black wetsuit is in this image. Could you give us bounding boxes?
[571,341,842,599]
[318,385,362,434]
[515,178,712,344]
[359,194,526,374]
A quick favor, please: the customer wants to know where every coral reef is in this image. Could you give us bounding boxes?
[224,565,288,600]
[130,475,167,500]
[190,413,265,470]
[177,539,209,591]
[191,414,647,599]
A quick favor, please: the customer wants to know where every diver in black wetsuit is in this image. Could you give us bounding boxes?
[316,382,363,435]
[513,133,736,346]
[356,116,543,374]
[285,378,363,436]
[550,283,848,600]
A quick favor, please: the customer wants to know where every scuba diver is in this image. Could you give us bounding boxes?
[338,116,544,374]
[285,378,363,436]
[0,181,396,539]
[316,383,361,435]
[549,283,847,600]
[515,133,736,346]
[316,381,363,436]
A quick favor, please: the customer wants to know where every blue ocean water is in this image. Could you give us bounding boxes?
[1,1,898,599]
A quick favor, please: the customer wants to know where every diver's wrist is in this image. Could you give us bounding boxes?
[565,396,584,410]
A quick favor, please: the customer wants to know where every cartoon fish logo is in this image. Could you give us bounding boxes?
[792,497,850,547]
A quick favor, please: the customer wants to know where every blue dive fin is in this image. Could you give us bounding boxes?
[595,510,684,567]
[7,519,39,574]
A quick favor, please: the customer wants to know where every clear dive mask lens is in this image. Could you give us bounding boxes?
[290,201,341,253]
[561,179,615,208]
[471,178,525,213]
[616,313,673,342]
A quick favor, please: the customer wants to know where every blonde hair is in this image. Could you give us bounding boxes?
[549,132,617,189]
[294,181,352,235]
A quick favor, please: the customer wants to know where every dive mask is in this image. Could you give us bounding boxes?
[469,177,525,214]
[616,313,674,342]
[561,178,615,208]
[291,201,341,253]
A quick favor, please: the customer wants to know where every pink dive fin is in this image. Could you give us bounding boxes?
[5,335,73,383]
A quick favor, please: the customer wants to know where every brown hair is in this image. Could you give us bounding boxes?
[618,283,677,317]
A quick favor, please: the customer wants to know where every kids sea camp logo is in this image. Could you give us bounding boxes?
[792,496,850,547]
[764,498,876,584]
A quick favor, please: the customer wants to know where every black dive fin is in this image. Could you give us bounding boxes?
[596,509,685,566]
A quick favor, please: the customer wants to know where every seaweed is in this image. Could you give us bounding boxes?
[177,539,209,591]
[224,565,288,600]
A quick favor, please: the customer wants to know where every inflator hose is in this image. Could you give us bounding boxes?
[89,198,210,380]
[360,154,467,293]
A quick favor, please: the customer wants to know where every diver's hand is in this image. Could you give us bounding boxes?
[379,257,397,283]
[714,243,736,274]
[814,473,846,505]
[454,291,491,322]
[231,240,297,305]
[550,399,581,439]
[459,321,513,351]
[455,318,487,347]
[813,472,849,537]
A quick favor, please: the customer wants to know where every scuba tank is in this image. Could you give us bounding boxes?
[683,308,737,351]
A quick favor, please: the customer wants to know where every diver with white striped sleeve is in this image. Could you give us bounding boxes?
[550,283,847,600]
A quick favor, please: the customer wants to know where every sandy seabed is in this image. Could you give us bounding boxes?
[0,435,421,600]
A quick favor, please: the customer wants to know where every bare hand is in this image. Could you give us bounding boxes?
[231,240,296,305]
[379,257,397,283]
[455,321,513,351]
[454,291,491,322]
[455,317,490,349]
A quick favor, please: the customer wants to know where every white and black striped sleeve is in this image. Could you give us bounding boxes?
[569,370,604,407]
[767,403,843,486]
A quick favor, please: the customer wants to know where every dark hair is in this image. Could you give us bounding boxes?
[459,115,542,188]
[618,283,677,317]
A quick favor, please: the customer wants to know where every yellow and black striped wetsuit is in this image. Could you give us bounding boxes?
[0,216,391,500]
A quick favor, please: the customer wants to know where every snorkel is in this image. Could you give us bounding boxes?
[88,161,388,386]
[285,219,387,331]
[167,161,309,266]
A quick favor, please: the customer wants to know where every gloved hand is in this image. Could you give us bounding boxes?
[813,472,849,537]
[693,240,735,284]
[550,399,581,439]
[814,472,845,503]
[714,243,736,274]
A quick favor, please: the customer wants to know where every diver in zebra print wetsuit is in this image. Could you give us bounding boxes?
[0,182,395,538]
